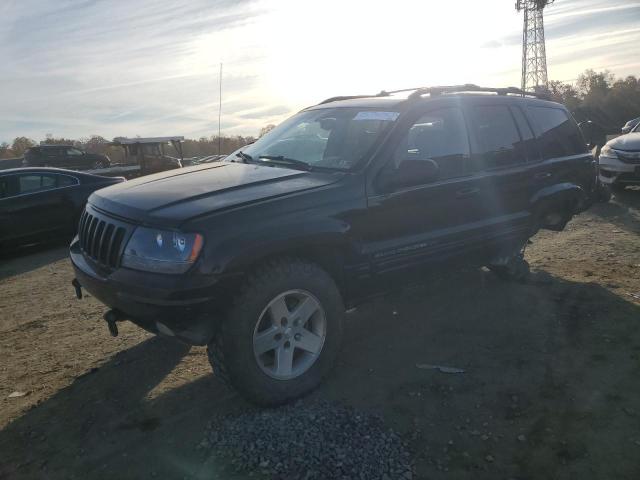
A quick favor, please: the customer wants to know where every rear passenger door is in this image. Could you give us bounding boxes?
[526,105,594,194]
[9,173,75,241]
[464,101,535,245]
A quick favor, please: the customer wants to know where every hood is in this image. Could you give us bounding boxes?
[89,162,342,227]
[608,132,640,151]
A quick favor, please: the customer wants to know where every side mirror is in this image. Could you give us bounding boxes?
[379,159,440,191]
[578,121,595,149]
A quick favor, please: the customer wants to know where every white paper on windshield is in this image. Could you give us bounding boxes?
[354,111,400,121]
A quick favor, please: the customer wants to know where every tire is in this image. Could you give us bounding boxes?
[597,183,612,203]
[207,258,344,406]
[488,254,530,283]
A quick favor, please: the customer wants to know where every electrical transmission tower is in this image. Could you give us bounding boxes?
[516,0,554,92]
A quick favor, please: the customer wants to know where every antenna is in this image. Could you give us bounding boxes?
[516,0,554,93]
[218,62,223,155]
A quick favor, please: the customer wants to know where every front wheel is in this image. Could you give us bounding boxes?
[487,252,530,282]
[207,258,344,406]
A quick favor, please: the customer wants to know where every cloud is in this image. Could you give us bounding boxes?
[0,0,638,143]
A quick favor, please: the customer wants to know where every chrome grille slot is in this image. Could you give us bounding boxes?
[78,207,130,269]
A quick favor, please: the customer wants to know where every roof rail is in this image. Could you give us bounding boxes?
[318,92,391,105]
[318,84,551,105]
[407,84,550,100]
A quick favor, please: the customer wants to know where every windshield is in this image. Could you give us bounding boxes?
[232,107,399,170]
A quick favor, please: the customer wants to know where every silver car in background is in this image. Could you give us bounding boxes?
[622,117,640,134]
[599,121,640,191]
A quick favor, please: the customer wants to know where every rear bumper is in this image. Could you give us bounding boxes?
[70,237,230,345]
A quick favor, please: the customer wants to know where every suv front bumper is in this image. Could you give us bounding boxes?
[70,237,231,345]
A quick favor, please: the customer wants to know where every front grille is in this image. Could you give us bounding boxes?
[78,208,129,268]
[617,152,640,164]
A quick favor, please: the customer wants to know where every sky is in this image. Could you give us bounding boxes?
[0,0,639,143]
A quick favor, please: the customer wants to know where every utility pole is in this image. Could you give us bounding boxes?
[516,0,554,92]
[218,62,223,154]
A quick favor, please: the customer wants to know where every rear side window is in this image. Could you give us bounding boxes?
[527,106,586,159]
[469,105,525,169]
[394,107,470,181]
[510,106,540,162]
[18,174,57,194]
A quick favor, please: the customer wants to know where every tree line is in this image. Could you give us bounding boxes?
[548,70,639,132]
[0,134,257,162]
[1,69,638,161]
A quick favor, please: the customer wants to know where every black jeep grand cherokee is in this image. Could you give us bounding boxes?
[71,85,597,405]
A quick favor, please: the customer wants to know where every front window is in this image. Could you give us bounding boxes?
[234,107,399,170]
[67,148,83,156]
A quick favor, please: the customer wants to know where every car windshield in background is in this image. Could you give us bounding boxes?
[234,108,399,170]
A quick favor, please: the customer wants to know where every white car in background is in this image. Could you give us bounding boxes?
[622,117,640,134]
[599,121,640,191]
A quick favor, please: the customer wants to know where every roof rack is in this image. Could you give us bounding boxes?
[405,84,550,100]
[318,94,387,105]
[318,84,551,105]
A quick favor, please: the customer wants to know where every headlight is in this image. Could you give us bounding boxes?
[600,145,616,158]
[121,227,204,274]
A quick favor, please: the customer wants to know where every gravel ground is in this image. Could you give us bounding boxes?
[198,400,413,480]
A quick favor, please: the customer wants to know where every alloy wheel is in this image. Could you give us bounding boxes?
[252,289,327,380]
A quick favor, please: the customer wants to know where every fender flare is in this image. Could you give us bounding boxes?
[529,183,587,231]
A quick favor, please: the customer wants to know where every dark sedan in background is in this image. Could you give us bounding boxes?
[23,145,111,170]
[0,168,124,248]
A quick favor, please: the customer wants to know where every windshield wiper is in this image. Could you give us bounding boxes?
[258,155,312,171]
[235,151,254,163]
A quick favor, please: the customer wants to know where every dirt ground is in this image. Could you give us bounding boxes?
[1,189,639,480]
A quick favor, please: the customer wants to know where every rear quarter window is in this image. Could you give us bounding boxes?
[56,175,79,187]
[527,106,586,160]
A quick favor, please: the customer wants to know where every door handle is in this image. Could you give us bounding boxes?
[456,187,480,198]
[534,172,552,180]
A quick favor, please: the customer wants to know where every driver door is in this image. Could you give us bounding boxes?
[64,147,85,169]
[356,106,485,281]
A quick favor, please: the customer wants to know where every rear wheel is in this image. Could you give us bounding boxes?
[207,258,344,406]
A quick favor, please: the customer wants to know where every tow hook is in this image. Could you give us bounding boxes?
[104,309,125,337]
[71,278,82,299]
